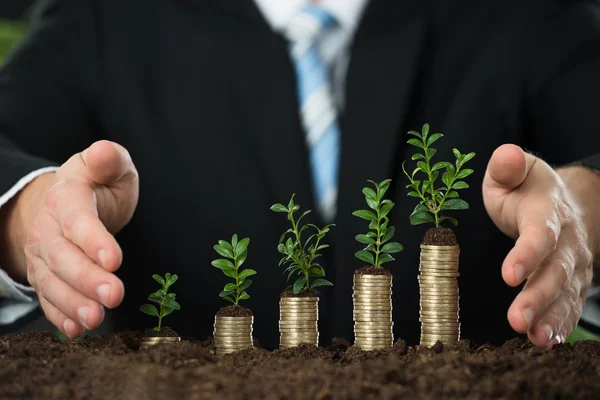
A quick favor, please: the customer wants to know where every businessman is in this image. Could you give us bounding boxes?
[0,0,599,349]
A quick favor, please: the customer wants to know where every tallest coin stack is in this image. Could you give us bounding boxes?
[418,244,461,346]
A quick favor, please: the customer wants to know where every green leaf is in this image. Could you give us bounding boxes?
[407,191,421,198]
[355,234,376,245]
[236,237,250,257]
[381,242,404,253]
[446,191,459,199]
[366,196,378,210]
[166,274,178,287]
[407,130,421,138]
[139,304,159,317]
[222,267,237,278]
[362,187,377,200]
[410,212,435,225]
[293,276,307,294]
[442,171,453,188]
[287,195,296,210]
[214,244,234,259]
[152,274,165,286]
[355,250,375,265]
[147,297,160,304]
[441,198,469,210]
[417,161,429,173]
[462,152,476,163]
[239,279,252,292]
[236,249,248,268]
[456,168,474,179]
[211,259,235,271]
[224,283,236,292]
[164,299,181,310]
[277,243,286,254]
[407,138,425,149]
[382,226,395,244]
[452,148,462,160]
[432,161,453,172]
[270,203,288,213]
[378,179,391,198]
[422,123,430,139]
[411,153,425,160]
[231,234,238,249]
[218,240,233,250]
[310,279,333,289]
[308,266,325,277]
[380,202,394,218]
[220,290,235,298]
[223,296,235,304]
[149,290,164,299]
[426,133,443,147]
[238,269,257,281]
[378,253,395,265]
[368,220,378,230]
[426,148,437,160]
[162,306,175,317]
[352,210,377,221]
[452,181,469,189]
[316,244,329,251]
[297,210,312,224]
[165,293,175,299]
[366,232,377,238]
[441,216,459,226]
[239,292,250,300]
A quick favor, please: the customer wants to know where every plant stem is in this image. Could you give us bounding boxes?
[374,202,381,267]
[157,298,164,331]
[422,135,439,227]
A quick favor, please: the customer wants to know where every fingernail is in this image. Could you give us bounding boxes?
[542,324,554,342]
[78,306,91,330]
[97,284,111,307]
[547,337,559,349]
[514,264,525,283]
[522,307,535,329]
[98,249,107,268]
[63,319,76,337]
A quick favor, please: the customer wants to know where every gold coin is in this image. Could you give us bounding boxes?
[353,287,392,293]
[279,304,318,309]
[419,287,458,292]
[353,310,392,316]
[280,332,319,338]
[419,318,459,323]
[354,322,393,328]
[214,340,253,346]
[353,301,393,307]
[420,333,459,340]
[279,310,318,315]
[212,325,253,331]
[353,291,392,296]
[214,332,253,339]
[355,340,393,346]
[418,282,459,287]
[278,321,318,327]
[280,340,318,346]
[419,272,460,278]
[355,275,393,280]
[420,244,459,250]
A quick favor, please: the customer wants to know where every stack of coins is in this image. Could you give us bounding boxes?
[353,273,394,350]
[279,296,319,348]
[418,244,461,347]
[213,315,253,356]
[140,336,180,348]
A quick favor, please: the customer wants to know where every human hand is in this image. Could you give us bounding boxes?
[11,141,139,338]
[482,144,593,348]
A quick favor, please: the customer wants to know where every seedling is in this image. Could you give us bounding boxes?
[271,195,334,294]
[402,123,475,227]
[139,273,180,332]
[211,234,256,305]
[353,179,404,266]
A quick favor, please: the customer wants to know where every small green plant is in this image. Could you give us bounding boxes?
[353,179,404,267]
[402,123,475,227]
[271,195,334,294]
[211,234,256,305]
[139,273,180,332]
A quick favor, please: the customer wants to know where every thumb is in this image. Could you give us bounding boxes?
[485,144,533,191]
[80,140,137,187]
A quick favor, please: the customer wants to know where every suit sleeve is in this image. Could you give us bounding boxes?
[0,0,100,192]
[526,0,600,166]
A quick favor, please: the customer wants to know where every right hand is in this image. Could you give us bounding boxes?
[17,141,138,338]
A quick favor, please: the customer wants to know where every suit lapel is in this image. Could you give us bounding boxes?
[332,0,429,336]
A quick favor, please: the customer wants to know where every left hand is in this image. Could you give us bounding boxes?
[482,144,594,348]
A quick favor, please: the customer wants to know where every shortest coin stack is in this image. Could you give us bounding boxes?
[353,273,394,351]
[279,296,319,348]
[419,244,461,347]
[213,315,254,356]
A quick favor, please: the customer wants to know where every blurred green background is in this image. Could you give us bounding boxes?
[0,7,599,346]
[0,19,27,64]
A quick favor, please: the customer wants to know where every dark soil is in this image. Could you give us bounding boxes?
[423,227,458,245]
[144,326,179,337]
[281,289,320,298]
[355,266,392,276]
[1,332,599,399]
[215,305,253,317]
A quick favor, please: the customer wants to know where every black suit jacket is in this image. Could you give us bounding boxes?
[1,0,599,348]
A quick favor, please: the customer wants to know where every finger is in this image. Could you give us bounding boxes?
[507,249,575,334]
[45,182,122,272]
[40,234,125,308]
[34,261,105,331]
[39,296,85,339]
[502,200,560,287]
[526,288,575,347]
[551,296,585,348]
[484,144,533,190]
[60,140,138,188]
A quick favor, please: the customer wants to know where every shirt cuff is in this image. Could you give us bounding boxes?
[0,167,58,302]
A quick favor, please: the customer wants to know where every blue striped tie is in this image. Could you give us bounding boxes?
[285,5,340,222]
